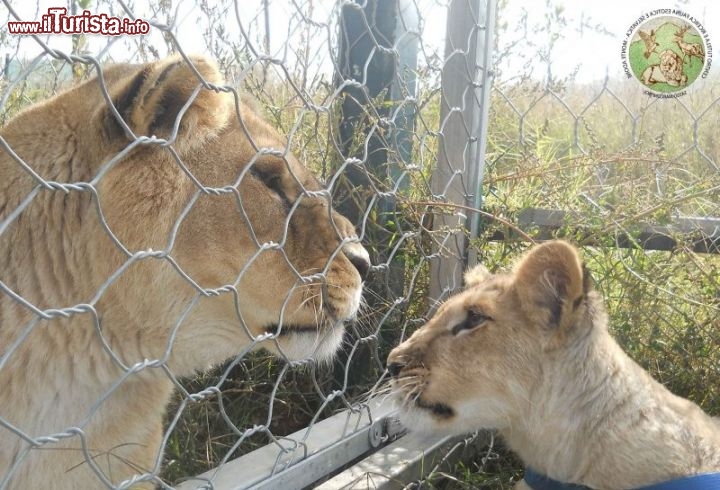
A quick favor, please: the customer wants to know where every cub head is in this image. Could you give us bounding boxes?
[386,241,594,434]
[85,55,370,368]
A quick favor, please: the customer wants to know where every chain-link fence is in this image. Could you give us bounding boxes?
[1,0,719,489]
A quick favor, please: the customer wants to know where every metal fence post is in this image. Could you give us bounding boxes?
[334,0,419,382]
[335,0,418,282]
[429,0,496,304]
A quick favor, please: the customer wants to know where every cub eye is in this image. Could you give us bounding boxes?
[451,309,491,335]
[467,309,489,325]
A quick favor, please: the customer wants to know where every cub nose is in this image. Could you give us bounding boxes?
[386,361,404,378]
[343,243,371,281]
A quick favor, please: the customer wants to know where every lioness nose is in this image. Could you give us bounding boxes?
[343,243,371,280]
[386,361,403,378]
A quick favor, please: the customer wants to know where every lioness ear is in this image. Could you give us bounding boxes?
[105,55,231,152]
[465,264,491,288]
[513,241,585,330]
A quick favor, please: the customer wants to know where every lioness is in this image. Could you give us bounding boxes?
[0,55,369,489]
[388,241,720,489]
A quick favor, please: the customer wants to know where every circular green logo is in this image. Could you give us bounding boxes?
[627,16,706,94]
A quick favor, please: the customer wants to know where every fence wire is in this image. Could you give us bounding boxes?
[1,0,719,489]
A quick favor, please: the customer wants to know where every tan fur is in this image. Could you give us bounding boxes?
[0,55,369,489]
[388,241,720,489]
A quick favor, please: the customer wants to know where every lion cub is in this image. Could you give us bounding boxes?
[388,241,720,489]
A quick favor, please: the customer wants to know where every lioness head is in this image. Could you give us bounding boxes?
[112,56,371,364]
[1,54,369,371]
[0,55,369,488]
[387,241,594,434]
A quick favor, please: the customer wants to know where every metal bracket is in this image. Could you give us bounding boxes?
[369,414,407,448]
[176,397,402,490]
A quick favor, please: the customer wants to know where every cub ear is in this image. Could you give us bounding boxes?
[465,264,491,288]
[513,241,586,330]
[104,55,231,152]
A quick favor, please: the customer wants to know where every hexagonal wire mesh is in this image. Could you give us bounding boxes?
[0,0,718,489]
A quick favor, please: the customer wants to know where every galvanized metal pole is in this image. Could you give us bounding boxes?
[429,0,496,304]
[263,0,271,54]
[334,0,419,384]
[467,0,496,267]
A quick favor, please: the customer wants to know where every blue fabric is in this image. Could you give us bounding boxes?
[523,468,589,490]
[524,467,720,490]
[635,473,720,490]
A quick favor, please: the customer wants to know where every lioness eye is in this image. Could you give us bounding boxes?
[253,169,282,194]
[451,309,490,335]
[265,175,282,194]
